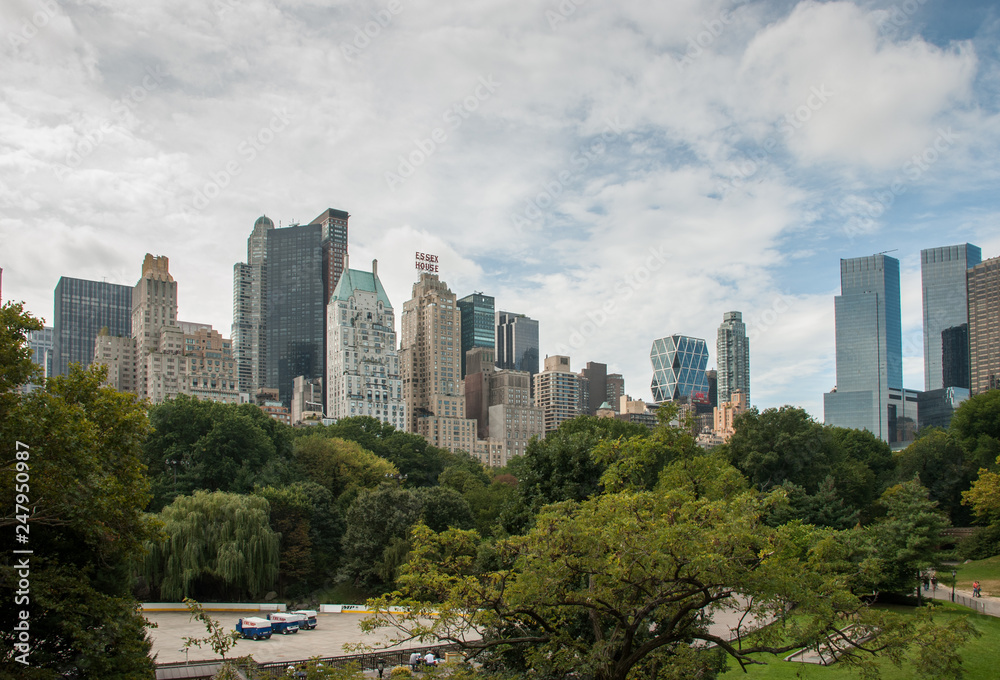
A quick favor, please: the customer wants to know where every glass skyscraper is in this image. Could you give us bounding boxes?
[233,215,274,395]
[457,292,495,377]
[265,224,325,406]
[53,277,132,378]
[716,311,750,406]
[496,311,539,376]
[824,254,908,443]
[921,244,981,391]
[650,334,710,403]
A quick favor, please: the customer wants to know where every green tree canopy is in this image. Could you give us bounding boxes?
[896,428,975,525]
[143,490,279,601]
[293,435,398,506]
[414,485,474,533]
[950,389,1000,470]
[1,303,157,678]
[340,485,423,588]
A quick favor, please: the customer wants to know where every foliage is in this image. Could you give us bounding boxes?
[180,597,241,659]
[143,396,295,510]
[962,454,1000,524]
[143,490,279,600]
[0,305,157,678]
[414,485,475,533]
[896,428,975,525]
[950,389,1000,471]
[293,435,398,507]
[256,484,314,595]
[361,485,926,680]
[340,484,423,588]
[958,524,1000,560]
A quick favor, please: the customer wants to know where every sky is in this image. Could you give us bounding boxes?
[2,0,1000,420]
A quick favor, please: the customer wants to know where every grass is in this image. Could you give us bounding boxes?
[718,601,1000,679]
[938,556,1000,598]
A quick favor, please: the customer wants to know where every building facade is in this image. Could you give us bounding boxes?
[265,224,326,406]
[53,277,132,378]
[650,335,711,404]
[496,311,539,375]
[716,311,750,406]
[824,254,910,443]
[310,208,350,304]
[232,215,274,395]
[534,355,580,433]
[921,244,981,391]
[400,273,478,452]
[968,255,1000,394]
[23,326,53,393]
[326,260,404,429]
[457,292,495,378]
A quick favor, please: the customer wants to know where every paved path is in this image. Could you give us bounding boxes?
[926,584,1000,616]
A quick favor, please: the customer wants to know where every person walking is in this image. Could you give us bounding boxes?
[973,580,981,598]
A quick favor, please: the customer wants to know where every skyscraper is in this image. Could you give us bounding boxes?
[400,273,478,452]
[53,277,132,378]
[310,208,350,305]
[496,311,539,375]
[580,361,608,416]
[921,244,981,391]
[824,254,913,443]
[233,215,274,395]
[326,259,404,428]
[968,255,1000,394]
[266,223,326,406]
[649,335,710,404]
[534,355,580,433]
[716,311,750,406]
[23,326,53,393]
[457,292,495,377]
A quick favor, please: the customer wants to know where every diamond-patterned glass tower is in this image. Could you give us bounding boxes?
[650,335,710,403]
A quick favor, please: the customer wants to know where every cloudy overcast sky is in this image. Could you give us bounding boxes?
[3,0,999,418]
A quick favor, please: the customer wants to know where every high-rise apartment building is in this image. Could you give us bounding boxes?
[457,292,495,377]
[486,369,543,465]
[233,215,274,395]
[310,208,350,305]
[716,311,750,406]
[53,277,132,378]
[326,259,404,428]
[496,311,539,375]
[534,355,580,433]
[824,254,915,443]
[265,224,325,406]
[579,361,608,416]
[650,335,710,404]
[400,273,478,452]
[606,373,625,412]
[968,255,1000,394]
[921,244,981,391]
[131,254,178,398]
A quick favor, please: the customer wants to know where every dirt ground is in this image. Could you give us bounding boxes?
[146,612,423,665]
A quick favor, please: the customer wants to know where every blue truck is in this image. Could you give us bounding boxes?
[235,617,272,640]
[267,612,301,634]
[292,610,318,630]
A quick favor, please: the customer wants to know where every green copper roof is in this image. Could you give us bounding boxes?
[331,268,392,309]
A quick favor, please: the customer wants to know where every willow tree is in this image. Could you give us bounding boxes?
[144,490,279,601]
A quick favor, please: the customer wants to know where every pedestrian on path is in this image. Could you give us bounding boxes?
[973,580,982,597]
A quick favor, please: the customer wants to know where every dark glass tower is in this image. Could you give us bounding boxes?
[310,208,350,305]
[53,277,132,377]
[265,224,325,406]
[496,311,539,375]
[921,244,981,391]
[457,292,495,377]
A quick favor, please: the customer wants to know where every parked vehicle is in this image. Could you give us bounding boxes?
[235,617,272,640]
[267,612,301,634]
[292,610,318,630]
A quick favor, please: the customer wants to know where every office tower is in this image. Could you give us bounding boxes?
[921,244,981,390]
[310,208,350,304]
[649,335,710,404]
[496,311,539,375]
[400,273,478,452]
[457,292,495,377]
[716,311,750,406]
[53,277,132,378]
[131,253,179,398]
[968,255,1000,394]
[292,376,325,426]
[22,326,54,393]
[606,373,625,411]
[824,254,916,443]
[464,346,495,435]
[266,224,325,406]
[326,259,403,428]
[705,369,718,408]
[918,387,970,430]
[941,325,970,390]
[580,361,608,416]
[486,369,543,465]
[233,215,274,395]
[533,355,580,433]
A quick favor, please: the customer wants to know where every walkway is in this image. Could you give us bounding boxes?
[926,584,1000,616]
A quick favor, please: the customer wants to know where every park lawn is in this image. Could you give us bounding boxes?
[941,556,1000,598]
[718,602,1000,679]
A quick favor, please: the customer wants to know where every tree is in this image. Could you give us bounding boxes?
[340,485,423,588]
[962,454,1000,523]
[256,485,314,595]
[143,490,279,601]
[897,429,975,525]
[293,435,398,507]
[415,486,474,533]
[362,488,949,680]
[1,302,157,678]
[950,389,1000,471]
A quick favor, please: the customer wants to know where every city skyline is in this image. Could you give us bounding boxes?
[4,1,1000,419]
